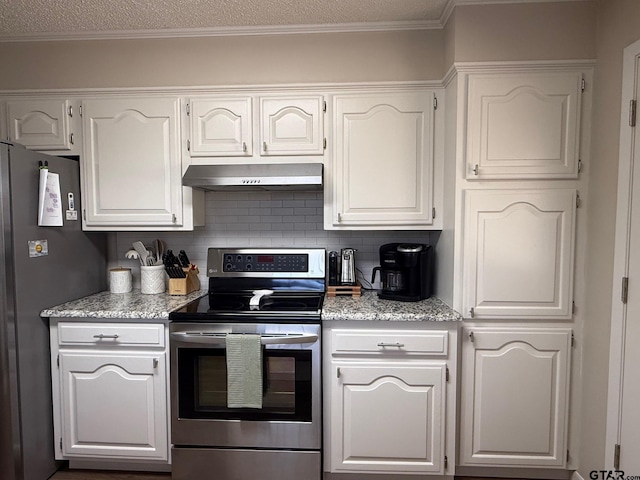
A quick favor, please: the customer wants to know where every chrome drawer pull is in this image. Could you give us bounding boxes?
[93,334,119,339]
[377,342,404,348]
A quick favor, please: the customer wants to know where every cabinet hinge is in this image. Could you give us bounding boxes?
[614,444,621,470]
[323,100,327,113]
[187,139,191,152]
[433,95,438,110]
[68,105,73,117]
[444,455,448,469]
[622,276,629,304]
[630,100,636,127]
[581,77,586,92]
[186,103,190,116]
[578,159,583,174]
[445,366,449,382]
[323,138,327,150]
[576,192,582,208]
[432,207,436,219]
[469,331,475,342]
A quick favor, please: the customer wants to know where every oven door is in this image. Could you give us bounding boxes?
[170,322,321,450]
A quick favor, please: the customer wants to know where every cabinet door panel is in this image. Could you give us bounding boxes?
[460,328,571,467]
[463,189,576,319]
[82,97,182,226]
[466,72,583,179]
[332,92,434,227]
[331,363,445,474]
[189,98,252,157]
[7,99,72,150]
[260,96,324,155]
[59,352,167,460]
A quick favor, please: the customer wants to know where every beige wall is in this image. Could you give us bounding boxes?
[451,1,596,63]
[0,30,445,90]
[579,0,640,476]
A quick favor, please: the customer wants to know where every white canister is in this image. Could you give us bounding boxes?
[140,264,166,294]
[109,267,132,294]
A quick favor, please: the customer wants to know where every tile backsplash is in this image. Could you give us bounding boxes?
[109,191,437,289]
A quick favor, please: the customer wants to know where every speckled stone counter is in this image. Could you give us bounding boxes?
[41,289,207,320]
[322,289,462,322]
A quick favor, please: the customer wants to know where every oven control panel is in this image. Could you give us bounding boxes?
[207,248,325,278]
[223,253,308,272]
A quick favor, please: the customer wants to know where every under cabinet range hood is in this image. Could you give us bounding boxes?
[182,163,323,191]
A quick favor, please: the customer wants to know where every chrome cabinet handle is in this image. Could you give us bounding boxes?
[69,133,74,145]
[263,141,267,152]
[242,142,247,152]
[377,342,405,348]
[93,334,119,339]
[472,164,479,175]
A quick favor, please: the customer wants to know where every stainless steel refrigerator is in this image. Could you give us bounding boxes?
[0,141,107,480]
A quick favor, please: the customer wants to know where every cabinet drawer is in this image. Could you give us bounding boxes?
[331,330,448,356]
[57,323,165,347]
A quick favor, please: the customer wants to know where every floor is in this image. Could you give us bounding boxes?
[49,470,521,480]
[50,470,170,480]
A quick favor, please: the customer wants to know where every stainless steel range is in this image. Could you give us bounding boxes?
[169,248,325,480]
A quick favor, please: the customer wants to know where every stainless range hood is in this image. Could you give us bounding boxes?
[182,163,323,191]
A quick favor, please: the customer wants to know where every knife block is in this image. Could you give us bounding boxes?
[168,266,200,295]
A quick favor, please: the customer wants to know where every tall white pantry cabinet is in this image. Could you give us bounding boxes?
[445,62,593,474]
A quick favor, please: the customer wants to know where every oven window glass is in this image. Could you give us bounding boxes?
[178,348,313,422]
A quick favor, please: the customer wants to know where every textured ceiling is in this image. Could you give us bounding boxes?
[0,0,451,37]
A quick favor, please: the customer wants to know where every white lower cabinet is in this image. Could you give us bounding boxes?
[325,326,456,476]
[459,327,572,468]
[50,321,169,463]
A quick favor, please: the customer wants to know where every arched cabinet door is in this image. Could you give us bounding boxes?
[462,189,577,320]
[82,97,183,228]
[188,97,252,157]
[7,98,81,153]
[59,352,168,460]
[260,95,324,156]
[465,71,584,179]
[330,363,446,474]
[460,328,571,468]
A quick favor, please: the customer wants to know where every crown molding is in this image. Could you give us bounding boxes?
[0,0,593,43]
[0,19,442,43]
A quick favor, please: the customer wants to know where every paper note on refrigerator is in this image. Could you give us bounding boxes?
[38,169,63,227]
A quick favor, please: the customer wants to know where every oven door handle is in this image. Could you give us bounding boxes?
[170,332,319,346]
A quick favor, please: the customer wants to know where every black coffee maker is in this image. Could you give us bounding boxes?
[371,243,434,302]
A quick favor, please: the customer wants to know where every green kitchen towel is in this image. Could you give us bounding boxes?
[226,334,263,409]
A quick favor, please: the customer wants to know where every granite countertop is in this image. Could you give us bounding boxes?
[41,289,207,320]
[322,289,462,322]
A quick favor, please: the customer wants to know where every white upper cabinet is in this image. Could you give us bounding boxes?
[188,97,252,157]
[328,91,438,230]
[460,327,571,468]
[260,95,324,155]
[6,98,82,154]
[465,71,583,179]
[82,97,185,229]
[186,94,324,162]
[462,189,576,320]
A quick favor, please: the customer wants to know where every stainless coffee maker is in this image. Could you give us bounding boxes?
[371,243,433,301]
